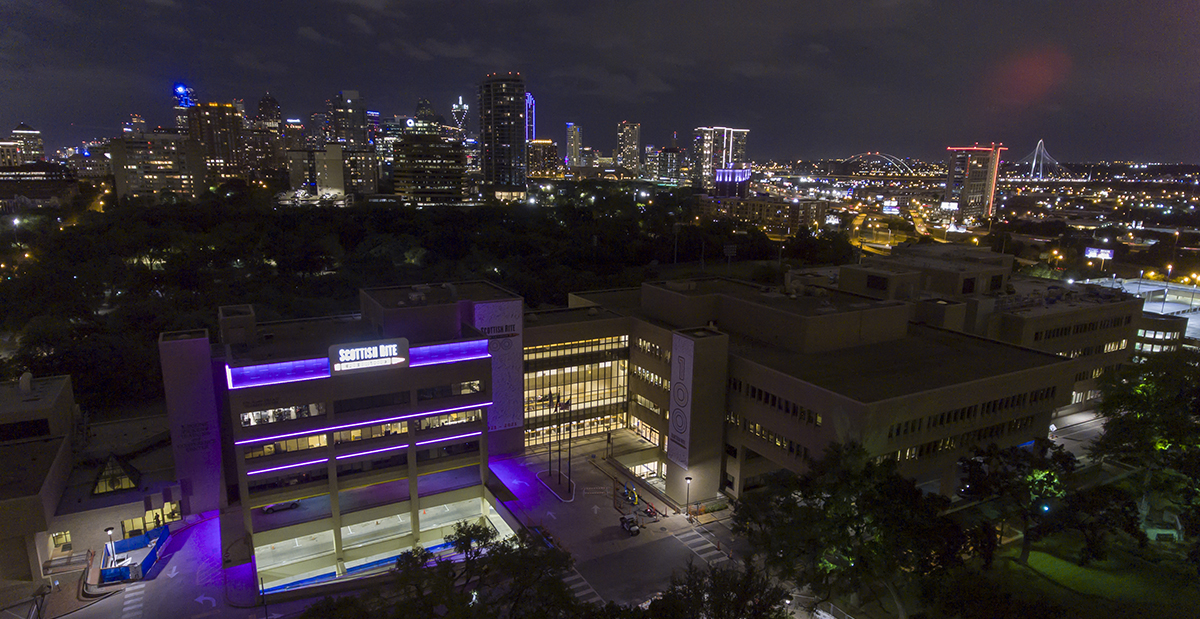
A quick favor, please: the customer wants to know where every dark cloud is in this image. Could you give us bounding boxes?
[2,0,1195,162]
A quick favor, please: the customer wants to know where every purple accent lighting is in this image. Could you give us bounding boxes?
[234,402,492,446]
[410,340,490,367]
[335,443,410,460]
[246,458,328,476]
[226,340,490,390]
[227,358,330,390]
[715,168,752,183]
[416,431,482,446]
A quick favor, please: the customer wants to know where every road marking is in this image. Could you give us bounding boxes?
[674,531,729,566]
[563,568,602,604]
[195,594,217,608]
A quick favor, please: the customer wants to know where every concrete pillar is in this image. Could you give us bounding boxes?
[407,442,420,544]
[328,451,345,576]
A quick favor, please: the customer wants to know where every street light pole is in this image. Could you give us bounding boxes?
[685,476,692,522]
[104,527,114,568]
[1163,265,1173,313]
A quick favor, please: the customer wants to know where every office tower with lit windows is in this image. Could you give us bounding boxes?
[173,83,195,131]
[565,123,582,167]
[110,133,206,199]
[10,123,43,163]
[527,139,560,176]
[659,145,685,183]
[393,100,467,206]
[329,90,370,148]
[478,73,526,198]
[188,102,247,185]
[617,121,640,174]
[307,113,328,148]
[944,143,1005,224]
[692,126,748,192]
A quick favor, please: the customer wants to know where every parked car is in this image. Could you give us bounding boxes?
[261,501,300,514]
[619,515,640,536]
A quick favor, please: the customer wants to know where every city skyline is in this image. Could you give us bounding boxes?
[1,0,1197,163]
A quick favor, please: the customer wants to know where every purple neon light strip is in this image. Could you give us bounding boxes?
[226,339,490,390]
[246,458,328,476]
[335,443,410,460]
[416,431,482,446]
[234,401,493,446]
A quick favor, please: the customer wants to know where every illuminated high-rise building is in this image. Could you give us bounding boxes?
[366,110,381,145]
[565,123,582,167]
[122,115,147,136]
[692,126,748,192]
[617,121,640,173]
[393,100,467,206]
[173,83,195,131]
[328,90,369,148]
[944,143,1005,223]
[452,96,469,135]
[478,72,526,197]
[188,102,247,185]
[525,92,536,142]
[10,123,43,163]
[527,139,560,176]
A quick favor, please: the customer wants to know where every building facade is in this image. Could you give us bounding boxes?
[565,123,582,168]
[188,102,247,186]
[526,139,560,177]
[110,133,206,200]
[944,144,1004,224]
[698,196,829,238]
[478,73,527,199]
[692,127,748,193]
[158,282,526,592]
[617,121,640,174]
[10,124,43,163]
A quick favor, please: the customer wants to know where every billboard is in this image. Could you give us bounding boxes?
[940,201,959,211]
[1084,247,1114,260]
[329,338,409,375]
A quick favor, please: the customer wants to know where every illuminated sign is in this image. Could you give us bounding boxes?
[1084,247,1114,260]
[329,338,409,374]
[883,206,900,215]
[940,201,959,211]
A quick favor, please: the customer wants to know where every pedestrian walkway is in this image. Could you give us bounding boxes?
[563,568,603,605]
[120,581,145,619]
[674,530,730,566]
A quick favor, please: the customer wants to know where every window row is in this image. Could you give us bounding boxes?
[1138,329,1180,340]
[1034,314,1132,341]
[632,364,669,391]
[727,411,811,460]
[883,415,1036,463]
[728,377,822,427]
[635,338,671,363]
[417,380,482,402]
[524,336,628,360]
[634,394,663,416]
[239,402,325,428]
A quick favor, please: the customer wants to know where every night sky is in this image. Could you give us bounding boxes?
[3,0,1197,163]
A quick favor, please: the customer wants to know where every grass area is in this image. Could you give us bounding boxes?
[987,532,1200,619]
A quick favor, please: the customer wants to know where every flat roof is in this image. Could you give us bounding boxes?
[0,436,64,500]
[998,276,1143,318]
[645,277,907,317]
[361,280,519,308]
[732,324,1070,404]
[0,375,69,415]
[227,314,377,365]
[525,306,627,328]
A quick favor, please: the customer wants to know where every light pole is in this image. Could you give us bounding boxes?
[685,476,692,522]
[1191,273,1198,309]
[1138,269,1144,295]
[1163,264,1173,313]
[104,527,114,567]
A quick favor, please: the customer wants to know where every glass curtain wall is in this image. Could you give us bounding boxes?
[523,336,629,447]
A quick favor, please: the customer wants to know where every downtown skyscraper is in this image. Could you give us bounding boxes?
[617,121,640,174]
[692,126,748,193]
[566,123,582,167]
[478,73,527,198]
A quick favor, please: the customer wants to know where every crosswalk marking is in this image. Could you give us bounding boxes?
[563,569,603,604]
[674,530,730,566]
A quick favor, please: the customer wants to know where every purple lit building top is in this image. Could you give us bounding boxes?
[714,168,752,183]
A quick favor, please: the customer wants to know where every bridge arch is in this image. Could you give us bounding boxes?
[842,152,915,176]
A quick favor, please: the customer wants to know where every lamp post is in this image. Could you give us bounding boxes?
[1138,269,1144,295]
[104,527,114,567]
[685,476,692,522]
[1191,273,1198,309]
[1163,264,1173,313]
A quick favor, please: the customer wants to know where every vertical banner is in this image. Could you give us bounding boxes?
[473,299,524,432]
[668,334,695,469]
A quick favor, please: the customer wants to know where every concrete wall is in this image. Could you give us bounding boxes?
[159,331,225,516]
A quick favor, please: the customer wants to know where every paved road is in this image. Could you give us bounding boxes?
[69,517,315,619]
